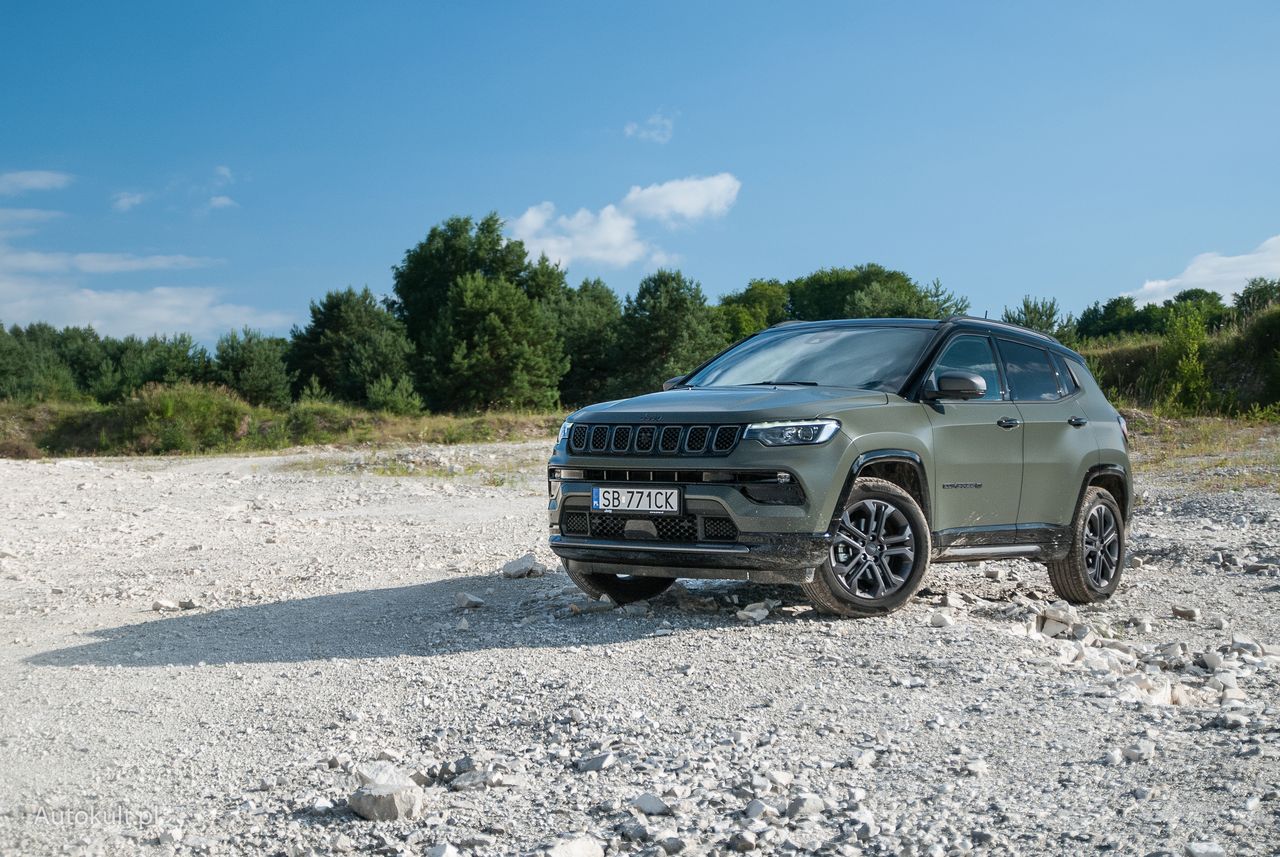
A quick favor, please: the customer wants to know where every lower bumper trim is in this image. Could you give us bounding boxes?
[549,537,749,555]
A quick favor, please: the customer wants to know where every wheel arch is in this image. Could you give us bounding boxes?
[833,449,931,527]
[1078,464,1130,524]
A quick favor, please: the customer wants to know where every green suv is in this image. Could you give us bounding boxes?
[547,316,1131,617]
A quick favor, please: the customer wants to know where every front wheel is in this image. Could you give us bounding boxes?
[803,477,932,618]
[564,559,675,604]
[1046,487,1125,603]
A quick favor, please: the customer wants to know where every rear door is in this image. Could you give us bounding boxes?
[996,339,1099,529]
[922,333,1023,531]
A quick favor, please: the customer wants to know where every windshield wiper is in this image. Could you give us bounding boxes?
[741,380,818,386]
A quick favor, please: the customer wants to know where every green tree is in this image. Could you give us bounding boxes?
[1002,295,1073,338]
[366,374,424,415]
[1234,277,1280,317]
[436,272,567,410]
[390,213,532,392]
[718,278,791,340]
[552,277,623,406]
[215,328,294,408]
[287,287,415,406]
[609,270,728,397]
[787,265,965,320]
[1160,302,1211,412]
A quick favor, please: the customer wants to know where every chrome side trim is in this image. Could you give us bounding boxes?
[549,536,750,555]
[942,544,1041,557]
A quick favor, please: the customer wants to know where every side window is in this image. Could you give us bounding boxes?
[931,335,1002,401]
[1051,353,1079,394]
[999,340,1063,401]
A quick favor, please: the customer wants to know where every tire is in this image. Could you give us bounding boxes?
[803,477,932,618]
[564,559,676,604]
[1047,486,1125,603]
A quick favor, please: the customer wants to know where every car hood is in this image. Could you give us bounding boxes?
[570,386,889,423]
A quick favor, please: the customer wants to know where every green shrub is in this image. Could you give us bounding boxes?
[286,400,362,444]
[366,374,423,415]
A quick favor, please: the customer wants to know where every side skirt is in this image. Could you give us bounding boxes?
[932,523,1072,562]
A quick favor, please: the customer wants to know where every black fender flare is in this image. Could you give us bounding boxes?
[1075,463,1131,523]
[832,449,931,527]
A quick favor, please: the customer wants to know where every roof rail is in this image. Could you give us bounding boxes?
[944,315,1062,345]
[767,319,807,328]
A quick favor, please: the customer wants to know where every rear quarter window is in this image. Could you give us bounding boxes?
[998,339,1063,401]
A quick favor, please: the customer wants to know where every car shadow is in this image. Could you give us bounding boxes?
[26,571,807,670]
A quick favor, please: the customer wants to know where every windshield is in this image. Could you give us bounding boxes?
[683,325,934,392]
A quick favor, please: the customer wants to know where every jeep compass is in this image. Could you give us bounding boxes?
[547,316,1131,617]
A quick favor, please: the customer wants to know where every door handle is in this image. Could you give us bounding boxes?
[1067,416,1088,427]
[996,417,1021,429]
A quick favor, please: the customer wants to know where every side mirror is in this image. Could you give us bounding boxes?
[924,371,987,401]
[662,376,684,391]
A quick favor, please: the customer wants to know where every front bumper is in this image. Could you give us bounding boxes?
[548,531,831,584]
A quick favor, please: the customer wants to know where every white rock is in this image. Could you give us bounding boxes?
[786,793,825,818]
[454,591,484,609]
[348,782,424,821]
[1172,605,1201,621]
[353,760,414,788]
[501,552,546,579]
[1123,740,1156,762]
[929,610,954,628]
[547,837,604,857]
[1184,843,1227,857]
[631,792,671,815]
[151,599,180,612]
[424,845,460,857]
[575,752,615,773]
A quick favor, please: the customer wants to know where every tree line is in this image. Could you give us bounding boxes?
[3,211,1278,413]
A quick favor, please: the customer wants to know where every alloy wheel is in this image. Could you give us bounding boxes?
[830,499,916,599]
[1082,503,1120,589]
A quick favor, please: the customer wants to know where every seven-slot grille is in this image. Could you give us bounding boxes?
[568,423,741,456]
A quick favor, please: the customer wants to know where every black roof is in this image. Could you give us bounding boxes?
[768,314,1071,354]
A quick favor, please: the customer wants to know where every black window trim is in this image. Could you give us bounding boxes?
[920,332,1009,403]
[994,337,1080,403]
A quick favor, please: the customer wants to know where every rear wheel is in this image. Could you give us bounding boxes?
[564,559,675,604]
[803,477,931,618]
[1047,486,1124,603]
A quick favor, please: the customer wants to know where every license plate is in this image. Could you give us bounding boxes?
[591,486,681,515]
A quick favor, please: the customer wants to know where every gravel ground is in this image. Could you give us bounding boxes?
[0,437,1278,857]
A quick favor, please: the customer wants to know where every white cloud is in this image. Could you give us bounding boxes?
[0,274,290,339]
[0,170,73,195]
[111,191,146,212]
[510,172,741,269]
[0,245,215,275]
[621,173,741,224]
[624,112,675,144]
[511,202,649,268]
[214,165,233,184]
[0,208,63,237]
[207,195,238,210]
[1128,234,1280,304]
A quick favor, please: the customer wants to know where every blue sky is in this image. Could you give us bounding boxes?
[2,2,1278,340]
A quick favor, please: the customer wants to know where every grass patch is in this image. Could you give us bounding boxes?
[0,383,564,457]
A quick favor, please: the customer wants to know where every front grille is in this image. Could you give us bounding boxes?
[713,425,739,452]
[567,422,742,457]
[659,426,682,453]
[703,517,738,541]
[564,505,738,544]
[562,511,590,536]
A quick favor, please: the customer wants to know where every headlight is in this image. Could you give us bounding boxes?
[558,420,573,445]
[743,419,841,446]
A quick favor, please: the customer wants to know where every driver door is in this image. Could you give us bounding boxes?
[921,334,1024,532]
